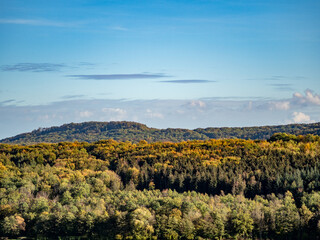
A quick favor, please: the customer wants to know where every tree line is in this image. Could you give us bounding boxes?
[1,121,319,144]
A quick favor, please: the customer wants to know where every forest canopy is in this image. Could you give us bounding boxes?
[1,134,320,239]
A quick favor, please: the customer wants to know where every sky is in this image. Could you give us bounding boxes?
[0,0,320,139]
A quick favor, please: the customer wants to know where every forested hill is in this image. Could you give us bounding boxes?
[1,121,320,144]
[196,121,320,140]
[0,121,208,144]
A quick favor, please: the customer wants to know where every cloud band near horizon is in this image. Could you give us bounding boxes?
[0,89,319,140]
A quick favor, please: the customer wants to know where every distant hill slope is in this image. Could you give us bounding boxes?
[1,121,320,144]
[0,121,208,144]
[195,122,320,140]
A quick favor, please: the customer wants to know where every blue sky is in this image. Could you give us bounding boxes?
[0,0,320,139]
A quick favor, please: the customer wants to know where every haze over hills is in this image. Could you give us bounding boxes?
[1,121,320,144]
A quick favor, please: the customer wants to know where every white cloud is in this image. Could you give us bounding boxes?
[101,108,127,121]
[293,92,303,98]
[0,18,77,27]
[176,110,185,114]
[253,89,320,112]
[79,111,93,118]
[305,89,320,105]
[292,89,320,106]
[188,100,206,108]
[269,101,290,110]
[102,108,126,115]
[291,112,314,123]
[38,114,50,121]
[145,109,164,119]
[110,26,129,31]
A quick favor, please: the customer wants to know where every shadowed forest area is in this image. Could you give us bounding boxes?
[1,133,320,239]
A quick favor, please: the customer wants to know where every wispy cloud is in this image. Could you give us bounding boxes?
[67,73,169,80]
[268,83,295,91]
[201,96,269,101]
[1,63,67,72]
[265,76,287,81]
[160,80,216,84]
[61,95,86,100]
[77,62,97,67]
[0,62,98,72]
[0,18,78,27]
[0,99,16,105]
[247,76,307,81]
[109,26,129,31]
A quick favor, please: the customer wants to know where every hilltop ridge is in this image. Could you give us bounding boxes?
[1,121,320,144]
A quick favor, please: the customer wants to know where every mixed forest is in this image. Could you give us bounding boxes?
[1,132,320,239]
